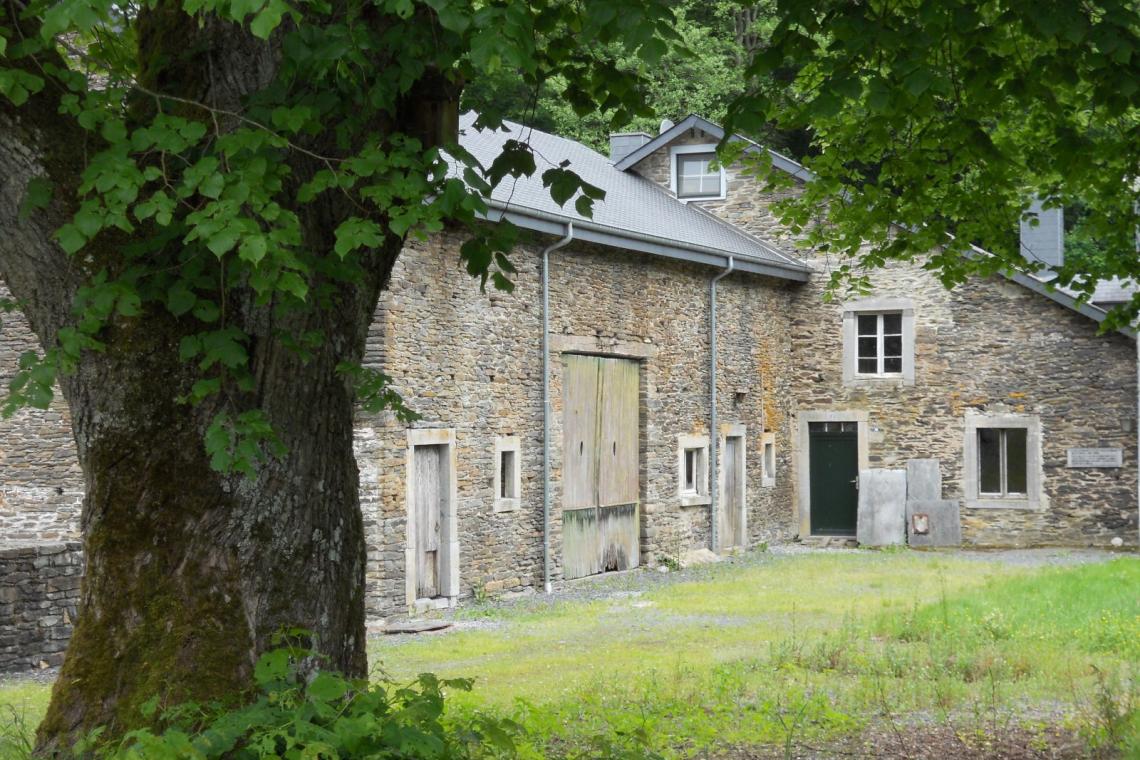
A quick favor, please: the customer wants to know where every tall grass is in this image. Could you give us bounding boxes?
[2,553,1136,757]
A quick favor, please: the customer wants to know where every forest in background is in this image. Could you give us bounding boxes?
[460,0,811,158]
[461,0,1109,270]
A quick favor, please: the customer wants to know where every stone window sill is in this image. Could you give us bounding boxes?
[843,376,915,389]
[494,497,520,513]
[761,477,776,488]
[964,498,1041,511]
[680,494,711,507]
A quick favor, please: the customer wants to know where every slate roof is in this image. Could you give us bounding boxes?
[1073,277,1137,306]
[454,113,811,281]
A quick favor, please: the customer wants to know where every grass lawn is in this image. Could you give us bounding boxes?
[2,549,1137,757]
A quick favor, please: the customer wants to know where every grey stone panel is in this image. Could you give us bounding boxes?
[856,469,907,546]
[906,459,942,500]
[906,499,962,547]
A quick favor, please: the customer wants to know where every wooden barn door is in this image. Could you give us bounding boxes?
[562,355,640,579]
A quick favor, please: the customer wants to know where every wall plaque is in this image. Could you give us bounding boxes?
[1066,448,1123,468]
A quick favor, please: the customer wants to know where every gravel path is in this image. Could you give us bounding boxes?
[369,544,1133,635]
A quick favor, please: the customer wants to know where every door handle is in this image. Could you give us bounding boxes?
[850,476,859,490]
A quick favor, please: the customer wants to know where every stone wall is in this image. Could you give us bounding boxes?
[629,126,1139,547]
[0,542,83,673]
[789,261,1138,547]
[0,286,85,544]
[355,226,798,617]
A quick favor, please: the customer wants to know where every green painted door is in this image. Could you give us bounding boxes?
[808,421,859,536]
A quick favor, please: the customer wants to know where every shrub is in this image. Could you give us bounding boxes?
[76,635,521,759]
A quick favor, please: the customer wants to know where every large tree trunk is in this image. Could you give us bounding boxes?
[0,6,422,752]
[31,287,386,751]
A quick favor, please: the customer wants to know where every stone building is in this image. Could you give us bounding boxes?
[1,113,1137,637]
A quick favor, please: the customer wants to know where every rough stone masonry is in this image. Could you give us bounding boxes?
[0,542,83,673]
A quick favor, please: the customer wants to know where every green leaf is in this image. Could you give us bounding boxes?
[193,300,220,323]
[277,271,308,301]
[334,218,384,258]
[207,229,240,257]
[100,118,127,143]
[18,177,53,222]
[166,284,197,316]
[56,224,86,255]
[307,672,349,703]
[250,0,289,38]
[238,235,268,264]
[116,290,142,318]
[199,173,225,200]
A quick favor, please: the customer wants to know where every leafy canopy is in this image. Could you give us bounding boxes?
[0,0,678,472]
[726,0,1140,329]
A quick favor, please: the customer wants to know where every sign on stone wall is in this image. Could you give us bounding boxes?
[1066,448,1124,468]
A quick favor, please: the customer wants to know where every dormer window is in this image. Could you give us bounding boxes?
[671,145,726,201]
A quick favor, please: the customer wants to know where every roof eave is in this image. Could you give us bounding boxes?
[1005,270,1135,339]
[480,202,812,282]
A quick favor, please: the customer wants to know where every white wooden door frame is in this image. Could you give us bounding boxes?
[405,428,459,610]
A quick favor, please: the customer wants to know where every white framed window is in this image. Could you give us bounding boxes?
[676,434,710,506]
[977,428,1028,498]
[670,145,726,201]
[856,313,903,376]
[493,436,521,513]
[760,431,776,487]
[963,413,1043,510]
[841,298,915,386]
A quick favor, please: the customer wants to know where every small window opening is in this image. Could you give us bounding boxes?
[684,449,698,492]
[763,442,775,478]
[499,450,517,499]
[681,447,706,496]
[493,436,522,513]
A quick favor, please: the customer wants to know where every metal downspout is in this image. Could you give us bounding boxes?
[543,223,573,594]
[709,256,735,552]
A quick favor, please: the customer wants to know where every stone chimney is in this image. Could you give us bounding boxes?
[609,132,652,164]
[1019,199,1064,270]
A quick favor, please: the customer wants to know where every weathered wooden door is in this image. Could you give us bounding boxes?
[719,435,745,548]
[808,421,859,536]
[562,355,640,579]
[414,444,447,597]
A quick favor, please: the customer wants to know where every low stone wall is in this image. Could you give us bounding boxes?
[0,542,83,673]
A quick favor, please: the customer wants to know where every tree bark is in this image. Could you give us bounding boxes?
[0,6,424,753]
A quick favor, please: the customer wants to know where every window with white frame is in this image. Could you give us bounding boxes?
[962,412,1042,509]
[841,298,916,386]
[671,145,725,200]
[493,436,521,513]
[760,431,776,487]
[976,427,1027,498]
[856,312,903,375]
[676,434,710,506]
